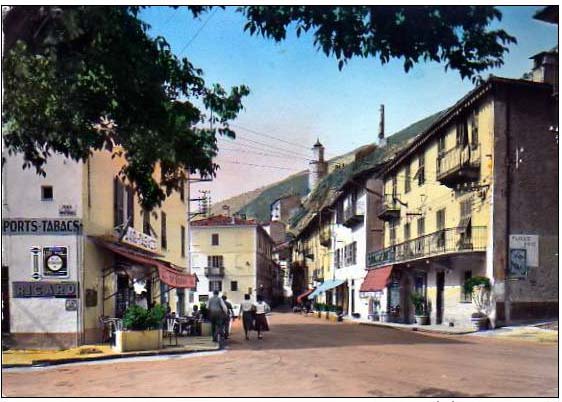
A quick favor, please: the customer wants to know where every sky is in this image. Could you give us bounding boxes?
[140,6,558,205]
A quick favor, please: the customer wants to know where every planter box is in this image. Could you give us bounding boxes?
[113,329,162,353]
[415,315,430,325]
[200,321,212,336]
[321,311,329,320]
[328,314,339,322]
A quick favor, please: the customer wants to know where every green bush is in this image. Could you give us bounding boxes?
[199,302,209,320]
[410,292,427,316]
[122,304,166,330]
[463,276,491,295]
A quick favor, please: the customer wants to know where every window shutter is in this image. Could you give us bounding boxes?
[113,177,119,228]
[126,186,135,227]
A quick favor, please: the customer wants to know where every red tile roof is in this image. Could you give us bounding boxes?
[191,214,258,227]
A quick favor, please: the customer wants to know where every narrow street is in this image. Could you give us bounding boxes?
[2,310,558,397]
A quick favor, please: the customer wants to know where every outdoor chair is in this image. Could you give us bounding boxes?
[166,318,178,346]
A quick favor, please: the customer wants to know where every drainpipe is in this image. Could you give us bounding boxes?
[504,87,512,324]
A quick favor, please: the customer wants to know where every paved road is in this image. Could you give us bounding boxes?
[2,311,558,397]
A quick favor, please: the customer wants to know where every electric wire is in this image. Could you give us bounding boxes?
[176,8,218,56]
[218,137,314,161]
[218,147,311,162]
[219,160,302,171]
[230,124,313,151]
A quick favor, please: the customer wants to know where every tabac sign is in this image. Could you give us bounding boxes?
[121,227,158,252]
[2,218,82,235]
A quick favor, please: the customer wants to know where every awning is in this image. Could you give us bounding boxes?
[308,279,346,300]
[296,288,314,304]
[91,237,197,289]
[360,265,393,293]
[457,216,472,234]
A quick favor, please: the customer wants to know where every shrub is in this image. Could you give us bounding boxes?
[410,292,427,316]
[463,276,491,295]
[199,303,209,320]
[122,304,166,330]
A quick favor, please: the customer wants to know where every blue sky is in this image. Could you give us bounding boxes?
[141,6,558,203]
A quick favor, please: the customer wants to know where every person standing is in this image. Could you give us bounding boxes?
[221,295,234,339]
[239,294,256,340]
[207,290,228,342]
[254,295,271,340]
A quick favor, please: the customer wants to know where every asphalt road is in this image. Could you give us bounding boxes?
[2,310,558,397]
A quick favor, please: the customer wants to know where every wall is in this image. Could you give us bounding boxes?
[2,152,84,348]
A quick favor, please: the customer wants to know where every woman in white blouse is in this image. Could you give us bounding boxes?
[254,294,271,340]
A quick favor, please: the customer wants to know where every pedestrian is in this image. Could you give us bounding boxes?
[254,294,271,340]
[239,294,256,340]
[207,290,228,342]
[221,295,234,339]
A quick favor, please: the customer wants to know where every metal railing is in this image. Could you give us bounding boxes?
[367,226,487,267]
[204,266,225,277]
[437,144,481,179]
[378,193,401,217]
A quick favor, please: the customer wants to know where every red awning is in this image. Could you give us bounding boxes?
[91,237,197,290]
[360,265,393,292]
[296,288,314,304]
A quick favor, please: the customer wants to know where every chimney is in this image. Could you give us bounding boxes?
[378,104,386,147]
[530,50,558,89]
[308,139,328,192]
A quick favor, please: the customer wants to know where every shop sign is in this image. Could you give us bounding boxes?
[59,204,77,216]
[2,218,82,235]
[509,235,539,267]
[122,227,157,252]
[43,246,69,277]
[12,281,79,298]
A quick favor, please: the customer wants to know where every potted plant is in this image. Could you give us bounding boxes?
[114,304,166,352]
[410,292,430,325]
[380,311,390,322]
[464,276,491,330]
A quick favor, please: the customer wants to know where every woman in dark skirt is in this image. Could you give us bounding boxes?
[254,294,271,340]
[239,294,256,340]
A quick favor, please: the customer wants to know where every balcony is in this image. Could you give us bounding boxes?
[436,144,481,188]
[342,204,364,228]
[377,194,401,221]
[367,226,487,268]
[204,266,225,277]
[319,228,331,247]
[312,269,324,282]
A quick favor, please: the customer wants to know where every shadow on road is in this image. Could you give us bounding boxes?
[415,387,492,398]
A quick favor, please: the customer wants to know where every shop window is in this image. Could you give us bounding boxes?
[231,281,238,291]
[209,280,222,292]
[41,185,53,201]
[461,270,472,302]
[161,212,167,250]
[212,233,219,246]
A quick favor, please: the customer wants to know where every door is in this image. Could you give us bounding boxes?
[1,266,10,333]
[436,271,445,324]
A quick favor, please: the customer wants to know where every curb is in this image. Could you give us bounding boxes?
[2,346,221,369]
[359,321,475,335]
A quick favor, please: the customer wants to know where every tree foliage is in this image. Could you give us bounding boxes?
[3,6,249,210]
[3,6,516,210]
[239,6,516,80]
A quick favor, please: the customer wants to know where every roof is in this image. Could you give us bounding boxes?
[533,6,558,24]
[191,214,258,227]
[288,109,448,237]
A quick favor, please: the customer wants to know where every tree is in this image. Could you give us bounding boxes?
[3,6,515,209]
[3,6,249,210]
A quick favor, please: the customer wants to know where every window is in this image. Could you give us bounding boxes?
[438,136,446,156]
[209,280,222,292]
[160,282,169,305]
[143,210,151,235]
[113,178,124,227]
[176,288,185,316]
[470,113,479,148]
[456,119,469,147]
[417,154,425,186]
[391,176,398,197]
[404,223,411,241]
[336,200,344,224]
[248,287,253,296]
[180,225,186,258]
[461,270,472,302]
[126,186,134,227]
[212,233,219,246]
[343,242,357,266]
[417,217,425,237]
[41,185,53,201]
[389,223,397,245]
[404,164,411,194]
[335,249,342,269]
[207,255,224,267]
[161,212,167,249]
[436,209,446,231]
[231,281,238,292]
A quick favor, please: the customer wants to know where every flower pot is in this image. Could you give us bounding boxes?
[414,315,430,325]
[113,329,162,353]
[380,312,390,323]
[470,316,488,331]
[200,321,212,336]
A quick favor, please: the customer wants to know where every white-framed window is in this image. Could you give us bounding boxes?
[209,280,222,292]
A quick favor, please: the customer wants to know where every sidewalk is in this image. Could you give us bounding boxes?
[469,322,558,343]
[355,318,476,335]
[2,336,219,368]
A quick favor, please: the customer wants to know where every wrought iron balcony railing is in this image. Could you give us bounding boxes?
[367,226,487,267]
[204,266,225,277]
[377,193,401,221]
[436,144,481,187]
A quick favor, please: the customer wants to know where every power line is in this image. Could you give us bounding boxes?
[230,124,312,151]
[219,160,301,171]
[219,138,313,161]
[218,147,311,162]
[177,8,218,57]
[223,135,313,160]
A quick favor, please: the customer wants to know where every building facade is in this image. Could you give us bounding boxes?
[190,215,281,308]
[2,149,196,348]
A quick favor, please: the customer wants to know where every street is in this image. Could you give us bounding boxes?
[2,310,558,397]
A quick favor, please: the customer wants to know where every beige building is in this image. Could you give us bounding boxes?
[190,215,282,308]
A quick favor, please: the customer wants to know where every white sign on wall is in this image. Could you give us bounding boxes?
[122,227,157,252]
[509,235,539,267]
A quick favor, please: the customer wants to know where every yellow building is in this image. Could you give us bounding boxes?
[190,215,281,308]
[367,74,558,327]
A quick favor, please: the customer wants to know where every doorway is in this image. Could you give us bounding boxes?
[2,266,10,333]
[436,271,445,324]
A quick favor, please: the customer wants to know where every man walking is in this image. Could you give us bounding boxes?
[207,290,228,342]
[221,295,235,339]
